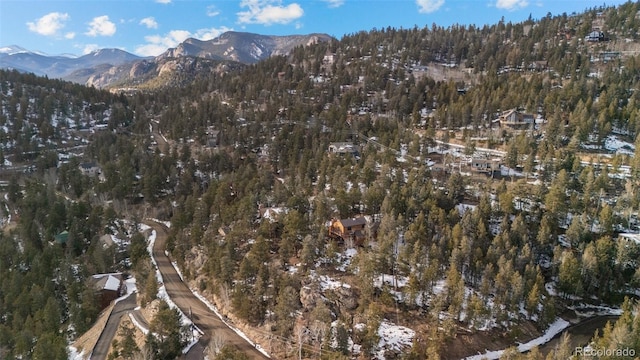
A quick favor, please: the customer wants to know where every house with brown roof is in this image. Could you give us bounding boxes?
[498,109,534,130]
[90,273,124,310]
[329,217,368,244]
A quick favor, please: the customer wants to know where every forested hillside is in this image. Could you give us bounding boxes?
[1,1,640,359]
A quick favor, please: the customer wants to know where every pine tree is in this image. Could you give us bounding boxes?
[148,300,187,359]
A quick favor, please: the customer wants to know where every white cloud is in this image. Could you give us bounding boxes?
[416,0,444,13]
[140,17,159,29]
[206,5,221,17]
[82,44,99,54]
[194,26,233,40]
[86,16,116,37]
[134,26,232,56]
[65,32,76,39]
[156,0,171,3]
[237,0,304,25]
[27,12,70,37]
[496,0,529,10]
[323,0,345,8]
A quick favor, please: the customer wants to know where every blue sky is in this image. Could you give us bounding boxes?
[0,0,629,57]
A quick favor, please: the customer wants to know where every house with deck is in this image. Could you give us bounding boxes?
[498,109,534,130]
[329,217,368,245]
[328,142,359,157]
[470,158,501,175]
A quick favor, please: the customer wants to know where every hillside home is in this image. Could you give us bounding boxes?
[328,142,359,156]
[528,61,548,72]
[471,158,501,175]
[329,217,368,244]
[498,109,534,130]
[90,273,124,310]
[585,30,609,42]
[206,128,221,148]
[79,161,101,176]
[323,53,335,65]
[599,51,621,62]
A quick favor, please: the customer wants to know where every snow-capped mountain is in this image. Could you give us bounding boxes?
[0,47,143,78]
[0,45,31,55]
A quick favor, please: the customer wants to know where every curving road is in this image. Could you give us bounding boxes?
[147,221,269,360]
[90,293,137,360]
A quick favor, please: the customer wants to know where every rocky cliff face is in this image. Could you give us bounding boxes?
[157,31,333,64]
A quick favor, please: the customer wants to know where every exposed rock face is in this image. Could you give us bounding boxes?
[129,60,154,78]
[300,286,321,310]
[334,286,358,311]
[156,31,333,64]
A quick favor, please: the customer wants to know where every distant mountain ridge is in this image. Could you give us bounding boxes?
[0,48,144,79]
[159,31,333,64]
[0,31,333,88]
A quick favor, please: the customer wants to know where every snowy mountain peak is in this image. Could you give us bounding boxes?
[0,45,30,55]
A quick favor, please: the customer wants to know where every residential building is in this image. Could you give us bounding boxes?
[498,109,534,130]
[90,273,124,310]
[329,217,367,244]
[470,158,501,175]
[79,162,101,176]
[328,142,359,156]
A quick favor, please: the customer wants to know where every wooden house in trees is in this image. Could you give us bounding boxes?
[328,142,359,157]
[470,158,501,175]
[498,109,534,130]
[205,127,221,148]
[90,273,124,310]
[328,217,368,245]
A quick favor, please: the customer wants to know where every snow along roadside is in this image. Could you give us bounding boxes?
[464,317,571,360]
[142,225,203,354]
[168,260,271,358]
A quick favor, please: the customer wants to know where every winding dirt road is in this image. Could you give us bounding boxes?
[147,221,268,360]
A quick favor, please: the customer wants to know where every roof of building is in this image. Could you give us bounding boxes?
[329,142,358,153]
[339,217,367,227]
[79,162,98,169]
[92,273,123,291]
[54,230,69,244]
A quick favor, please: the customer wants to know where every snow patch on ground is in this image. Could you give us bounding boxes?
[374,274,409,288]
[569,304,623,317]
[68,346,86,360]
[336,247,357,272]
[115,277,137,304]
[148,218,171,228]
[376,321,415,359]
[171,261,184,281]
[318,274,351,290]
[604,135,635,156]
